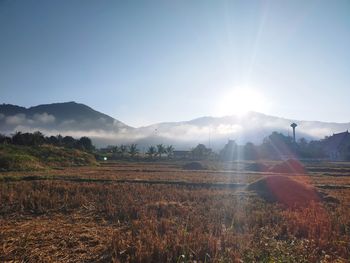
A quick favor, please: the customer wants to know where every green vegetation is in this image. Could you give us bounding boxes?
[0,131,95,151]
[0,144,97,171]
[0,151,43,171]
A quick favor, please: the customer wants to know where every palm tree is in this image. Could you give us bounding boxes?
[119,144,128,158]
[128,144,139,159]
[156,144,166,159]
[111,145,119,159]
[146,146,157,159]
[166,145,174,159]
[12,131,23,145]
[57,134,63,146]
[192,144,211,160]
[112,145,119,153]
[32,131,45,146]
[0,133,6,144]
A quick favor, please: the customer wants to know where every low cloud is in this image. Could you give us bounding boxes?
[1,111,349,148]
[4,113,56,127]
[299,127,337,139]
[33,113,55,124]
[5,114,26,125]
[151,123,243,141]
[12,125,143,145]
[156,124,211,140]
[216,124,242,134]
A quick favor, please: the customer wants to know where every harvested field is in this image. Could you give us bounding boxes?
[182,161,206,170]
[247,175,320,207]
[268,159,306,174]
[1,160,350,262]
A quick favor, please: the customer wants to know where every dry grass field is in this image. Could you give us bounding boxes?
[1,160,350,262]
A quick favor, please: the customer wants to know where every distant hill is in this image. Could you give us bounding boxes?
[1,102,349,149]
[135,112,350,150]
[0,101,132,135]
[27,102,116,123]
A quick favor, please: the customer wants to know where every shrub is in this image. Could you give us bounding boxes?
[0,153,43,171]
[182,161,206,170]
[0,144,96,171]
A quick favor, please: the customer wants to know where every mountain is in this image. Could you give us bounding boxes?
[1,102,350,150]
[0,101,133,138]
[135,112,350,150]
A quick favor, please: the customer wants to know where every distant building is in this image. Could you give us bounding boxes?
[323,131,350,161]
[173,150,191,159]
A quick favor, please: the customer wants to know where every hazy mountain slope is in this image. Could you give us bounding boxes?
[0,104,27,116]
[0,102,133,137]
[1,102,349,149]
[27,102,116,123]
[135,112,350,150]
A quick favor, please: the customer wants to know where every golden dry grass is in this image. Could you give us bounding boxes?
[0,161,350,262]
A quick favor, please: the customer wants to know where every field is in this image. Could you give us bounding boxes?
[1,160,350,262]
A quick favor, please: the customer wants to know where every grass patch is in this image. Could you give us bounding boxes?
[0,144,97,171]
[0,153,44,171]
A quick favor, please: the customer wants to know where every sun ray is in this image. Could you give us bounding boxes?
[217,87,267,116]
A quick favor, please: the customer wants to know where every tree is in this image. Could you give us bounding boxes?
[11,131,45,146]
[219,140,238,161]
[243,142,257,160]
[128,144,139,159]
[119,145,128,158]
[166,145,174,159]
[298,138,308,148]
[56,134,63,146]
[192,144,212,160]
[32,131,45,146]
[62,136,76,148]
[0,133,11,144]
[47,135,59,145]
[344,145,350,161]
[77,136,94,151]
[260,132,294,159]
[296,137,309,158]
[111,145,120,159]
[146,146,157,159]
[156,144,166,159]
[12,131,24,145]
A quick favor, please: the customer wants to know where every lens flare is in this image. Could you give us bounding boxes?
[217,87,267,116]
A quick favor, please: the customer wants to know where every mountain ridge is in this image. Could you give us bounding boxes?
[1,102,349,149]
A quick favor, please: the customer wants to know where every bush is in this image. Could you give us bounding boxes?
[0,144,97,171]
[182,161,206,170]
[0,153,43,171]
[28,145,97,167]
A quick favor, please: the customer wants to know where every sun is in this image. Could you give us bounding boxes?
[217,87,267,116]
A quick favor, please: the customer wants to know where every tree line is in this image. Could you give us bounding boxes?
[217,131,349,161]
[0,131,94,152]
[100,144,174,160]
[177,131,350,161]
[2,130,349,161]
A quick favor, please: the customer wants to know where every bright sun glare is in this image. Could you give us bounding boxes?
[217,87,267,116]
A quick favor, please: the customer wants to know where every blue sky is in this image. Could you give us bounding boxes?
[1,0,350,127]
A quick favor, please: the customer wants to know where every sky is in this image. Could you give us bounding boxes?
[1,0,350,127]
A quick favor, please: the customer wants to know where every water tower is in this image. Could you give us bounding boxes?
[290,123,297,143]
